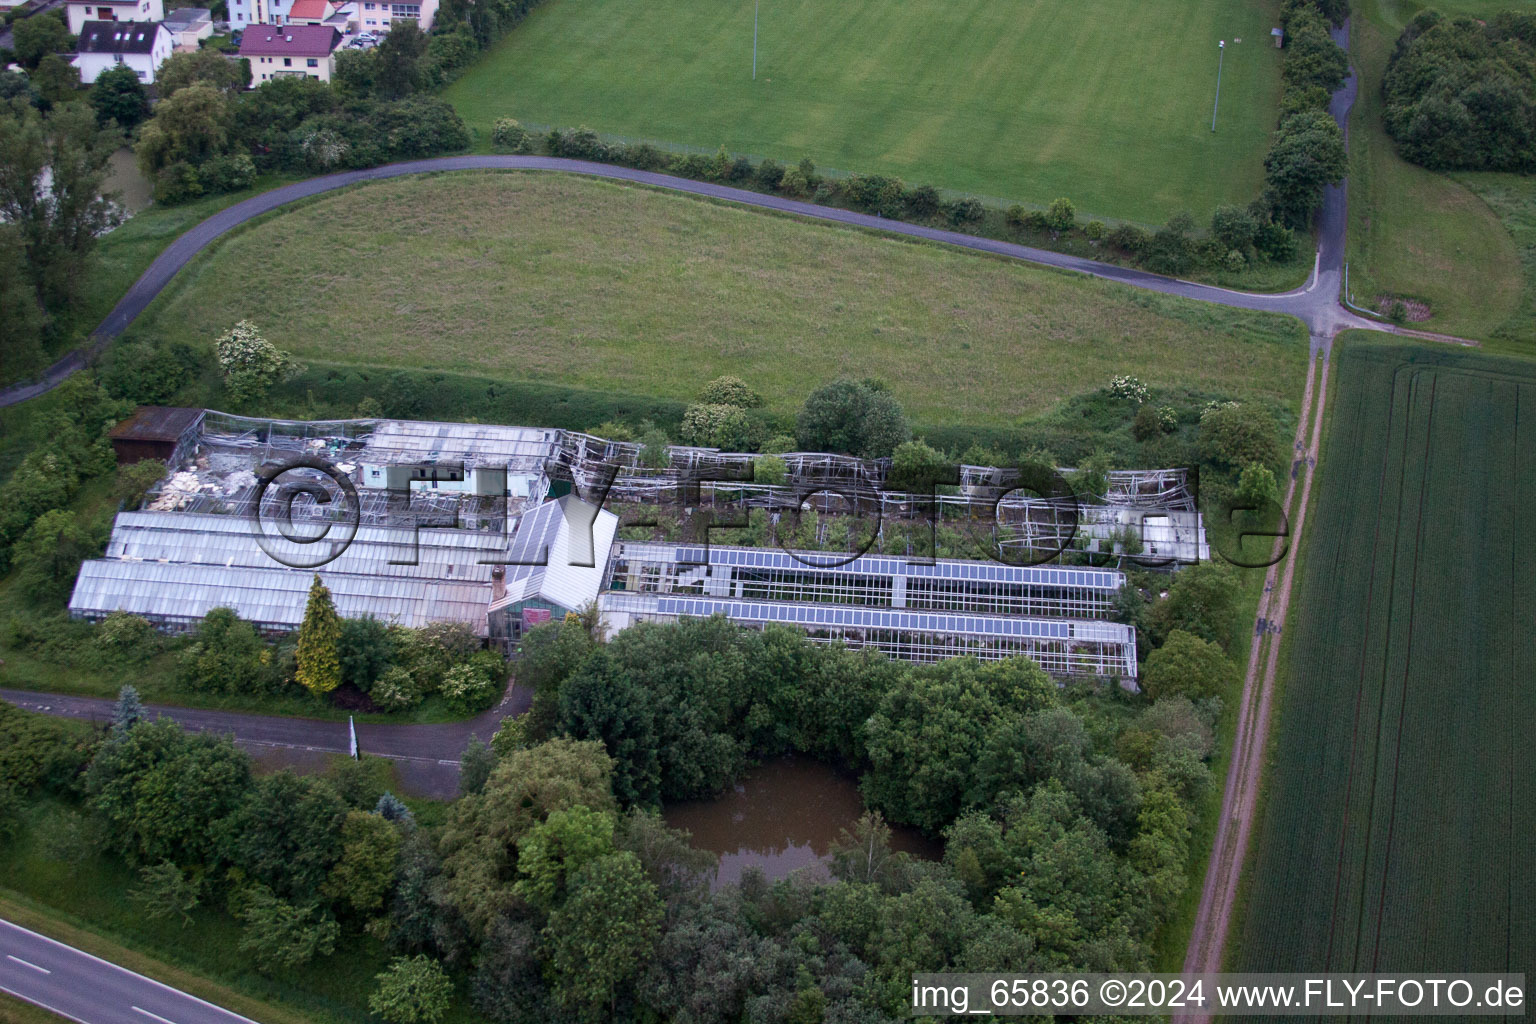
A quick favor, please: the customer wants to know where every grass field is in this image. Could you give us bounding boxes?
[121,171,1309,428]
[1235,339,1535,974]
[1344,0,1535,350]
[443,0,1285,224]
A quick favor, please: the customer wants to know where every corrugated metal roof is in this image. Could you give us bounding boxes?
[69,560,488,632]
[107,510,507,580]
[107,406,205,442]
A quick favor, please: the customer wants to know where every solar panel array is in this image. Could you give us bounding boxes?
[651,595,1100,639]
[646,544,1123,591]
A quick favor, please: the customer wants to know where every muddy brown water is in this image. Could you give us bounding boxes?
[663,756,942,887]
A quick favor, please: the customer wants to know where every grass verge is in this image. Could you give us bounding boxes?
[119,170,1311,429]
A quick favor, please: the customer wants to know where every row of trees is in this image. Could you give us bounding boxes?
[503,121,1307,278]
[1259,0,1351,230]
[1383,10,1535,172]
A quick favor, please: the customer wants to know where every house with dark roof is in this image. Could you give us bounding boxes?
[71,19,173,83]
[64,0,162,34]
[238,23,340,82]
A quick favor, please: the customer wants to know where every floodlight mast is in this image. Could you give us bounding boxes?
[1211,39,1225,132]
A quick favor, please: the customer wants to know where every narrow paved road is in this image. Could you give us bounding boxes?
[0,687,525,798]
[0,918,258,1024]
[1,120,1424,409]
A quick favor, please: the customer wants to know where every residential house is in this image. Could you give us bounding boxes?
[64,0,163,33]
[355,0,434,33]
[239,23,340,82]
[160,6,211,49]
[283,0,333,24]
[72,19,173,83]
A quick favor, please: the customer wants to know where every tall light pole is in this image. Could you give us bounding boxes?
[752,0,759,79]
[1211,39,1225,132]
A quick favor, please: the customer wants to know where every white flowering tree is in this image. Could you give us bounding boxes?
[215,320,301,403]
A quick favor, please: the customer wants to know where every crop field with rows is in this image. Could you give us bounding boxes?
[1237,340,1535,974]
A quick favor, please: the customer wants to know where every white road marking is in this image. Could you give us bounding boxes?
[133,1006,180,1024]
[6,954,49,973]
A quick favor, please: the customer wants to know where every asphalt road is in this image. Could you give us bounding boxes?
[0,686,526,798]
[0,918,259,1024]
[0,130,1401,409]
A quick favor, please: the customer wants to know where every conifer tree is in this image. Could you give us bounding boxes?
[296,574,342,697]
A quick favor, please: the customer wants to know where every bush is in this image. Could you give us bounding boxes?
[904,184,941,218]
[491,117,528,151]
[440,660,502,715]
[94,611,160,664]
[944,197,983,226]
[698,375,761,408]
[1084,219,1105,240]
[153,161,203,205]
[216,320,301,404]
[200,153,256,193]
[755,158,784,191]
[373,666,422,711]
[679,403,755,450]
[1105,223,1150,255]
[1045,196,1076,232]
[778,167,809,196]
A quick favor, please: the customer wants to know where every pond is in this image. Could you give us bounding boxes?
[106,148,154,217]
[663,756,941,887]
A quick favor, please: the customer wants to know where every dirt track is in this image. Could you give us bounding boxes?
[1177,337,1334,1011]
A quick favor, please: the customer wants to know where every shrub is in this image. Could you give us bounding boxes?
[945,197,983,226]
[679,403,754,450]
[491,117,528,151]
[216,321,301,404]
[1084,219,1105,240]
[440,661,502,715]
[370,955,453,1024]
[622,142,670,171]
[1045,196,1076,231]
[201,153,256,193]
[1105,223,1150,255]
[373,666,422,711]
[778,167,809,196]
[755,158,784,190]
[153,161,203,205]
[698,375,761,408]
[905,184,941,218]
[95,611,160,664]
[796,378,911,459]
[1106,375,1150,403]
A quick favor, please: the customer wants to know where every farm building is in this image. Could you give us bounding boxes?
[67,409,1199,681]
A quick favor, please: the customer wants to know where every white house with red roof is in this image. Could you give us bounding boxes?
[239,23,341,82]
[64,0,163,35]
[283,0,333,24]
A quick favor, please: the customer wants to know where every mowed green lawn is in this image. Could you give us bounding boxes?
[122,172,1307,427]
[1237,340,1535,975]
[1345,0,1535,349]
[444,0,1285,224]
